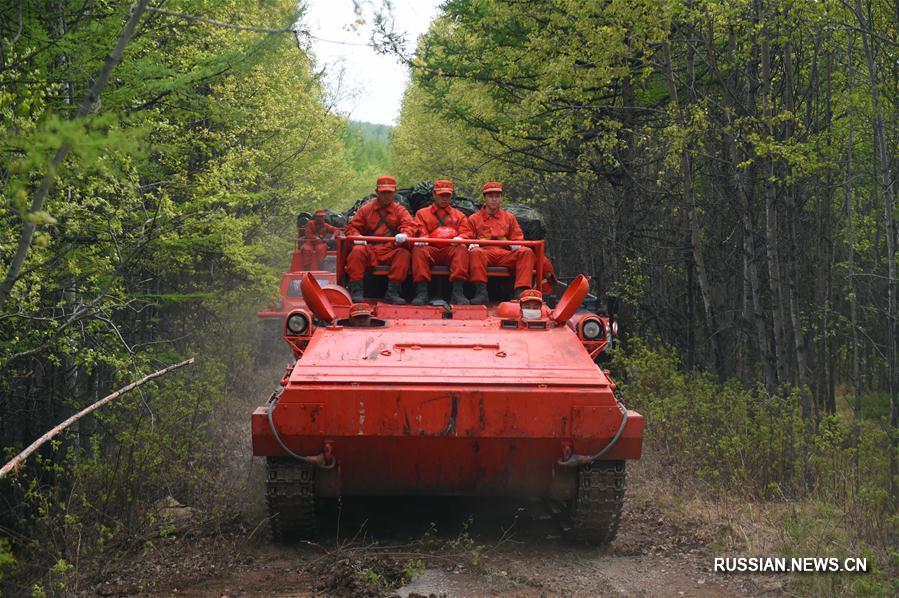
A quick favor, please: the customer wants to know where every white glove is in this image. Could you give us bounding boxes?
[353,240,367,246]
[414,241,429,247]
[395,233,408,244]
[468,243,480,251]
[509,245,521,251]
[453,236,463,240]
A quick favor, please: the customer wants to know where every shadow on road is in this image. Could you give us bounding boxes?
[315,495,564,546]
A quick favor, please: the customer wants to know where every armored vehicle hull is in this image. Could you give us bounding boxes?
[252,238,643,544]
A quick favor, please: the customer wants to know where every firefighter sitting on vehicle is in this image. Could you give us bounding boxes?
[410,179,473,306]
[299,209,340,271]
[467,181,536,304]
[344,176,416,304]
[539,253,557,295]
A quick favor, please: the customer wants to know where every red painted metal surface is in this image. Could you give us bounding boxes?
[253,299,643,499]
[551,274,589,323]
[255,228,639,500]
[300,272,336,322]
[321,285,352,307]
[256,271,337,320]
[257,227,338,321]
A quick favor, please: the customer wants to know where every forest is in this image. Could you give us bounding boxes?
[390,0,897,574]
[1,0,897,595]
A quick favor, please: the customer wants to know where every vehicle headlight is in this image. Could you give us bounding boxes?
[286,313,309,335]
[582,319,602,340]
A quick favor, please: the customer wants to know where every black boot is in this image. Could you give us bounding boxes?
[348,280,364,302]
[514,286,530,300]
[384,281,406,305]
[411,281,429,306]
[471,283,488,305]
[451,280,470,305]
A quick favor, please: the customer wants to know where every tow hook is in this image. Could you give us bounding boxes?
[321,440,336,468]
[306,440,336,469]
[558,403,629,467]
[560,442,572,462]
[558,454,592,467]
[558,442,592,467]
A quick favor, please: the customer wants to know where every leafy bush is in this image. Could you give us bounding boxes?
[612,338,896,590]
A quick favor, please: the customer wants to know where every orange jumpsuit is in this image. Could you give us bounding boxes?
[344,200,416,282]
[412,204,473,282]
[540,257,556,294]
[467,208,535,288]
[300,220,339,270]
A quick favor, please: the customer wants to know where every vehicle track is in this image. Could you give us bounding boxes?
[93,467,786,597]
[92,360,783,597]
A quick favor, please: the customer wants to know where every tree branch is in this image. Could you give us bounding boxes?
[0,358,195,479]
[0,0,151,307]
[146,7,295,35]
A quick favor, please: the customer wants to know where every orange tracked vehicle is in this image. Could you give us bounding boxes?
[252,236,643,544]
[257,214,338,324]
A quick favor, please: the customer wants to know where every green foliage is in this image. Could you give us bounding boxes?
[391,82,515,197]
[781,508,897,597]
[393,7,899,579]
[340,120,393,201]
[615,340,893,512]
[389,0,899,418]
[361,566,382,585]
[614,339,897,590]
[402,558,425,585]
[0,539,15,581]
[856,392,893,421]
[0,0,363,589]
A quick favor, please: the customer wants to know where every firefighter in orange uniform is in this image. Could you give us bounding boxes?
[519,289,545,320]
[411,180,473,305]
[346,303,373,327]
[344,176,416,304]
[539,254,557,295]
[467,182,535,304]
[299,209,340,270]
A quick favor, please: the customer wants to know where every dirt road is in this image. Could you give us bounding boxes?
[90,358,786,597]
[92,463,786,597]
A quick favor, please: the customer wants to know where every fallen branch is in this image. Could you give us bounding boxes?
[0,358,194,479]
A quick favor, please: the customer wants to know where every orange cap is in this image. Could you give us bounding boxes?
[482,181,503,194]
[519,289,542,303]
[376,176,397,192]
[314,209,327,216]
[434,179,454,195]
[349,302,372,318]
